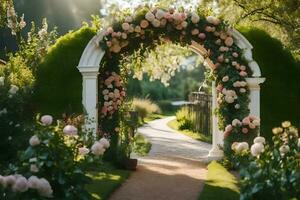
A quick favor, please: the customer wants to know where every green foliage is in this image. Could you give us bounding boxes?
[175,106,194,130]
[199,161,240,200]
[34,26,96,117]
[233,122,300,200]
[132,134,152,156]
[131,98,161,122]
[240,28,300,141]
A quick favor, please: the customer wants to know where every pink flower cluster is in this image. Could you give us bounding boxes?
[224,115,260,138]
[100,72,125,118]
[0,174,53,197]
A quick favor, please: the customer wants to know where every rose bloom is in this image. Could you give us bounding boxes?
[240,88,246,93]
[99,138,110,149]
[145,11,155,22]
[222,76,229,82]
[282,121,291,128]
[236,142,249,152]
[30,164,39,173]
[155,9,165,20]
[29,135,41,146]
[63,125,78,136]
[232,119,241,127]
[253,136,265,144]
[78,147,90,156]
[12,176,28,193]
[140,20,149,29]
[279,145,290,155]
[198,33,206,39]
[297,138,300,147]
[41,115,53,126]
[235,104,240,109]
[224,37,234,46]
[152,19,160,27]
[225,124,233,132]
[191,13,200,23]
[91,142,105,156]
[251,143,264,156]
[191,29,199,35]
[242,128,249,134]
[240,71,247,77]
[249,123,256,129]
[9,84,19,95]
[121,22,130,31]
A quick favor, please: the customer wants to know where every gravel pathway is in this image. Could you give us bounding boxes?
[109,117,212,200]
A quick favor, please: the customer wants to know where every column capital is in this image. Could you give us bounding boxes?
[246,77,266,90]
[77,66,99,78]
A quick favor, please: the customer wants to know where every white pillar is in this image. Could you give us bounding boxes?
[208,81,224,159]
[77,66,99,135]
[246,78,266,119]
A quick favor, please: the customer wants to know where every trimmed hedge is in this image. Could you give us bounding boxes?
[240,28,300,140]
[34,26,96,116]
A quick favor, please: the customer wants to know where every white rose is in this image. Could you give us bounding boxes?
[78,147,90,156]
[225,96,234,104]
[122,22,130,31]
[222,76,229,82]
[155,9,165,20]
[63,125,78,136]
[279,145,290,155]
[99,138,110,149]
[152,19,160,27]
[91,142,105,156]
[232,119,241,127]
[298,138,300,147]
[40,115,53,126]
[29,135,40,146]
[28,176,40,189]
[253,136,265,144]
[9,84,19,95]
[0,76,4,86]
[30,164,39,173]
[235,142,249,153]
[37,178,53,198]
[206,16,216,24]
[191,13,200,23]
[145,11,155,22]
[251,143,264,156]
[234,104,240,109]
[252,119,260,126]
[12,176,28,193]
[172,12,181,21]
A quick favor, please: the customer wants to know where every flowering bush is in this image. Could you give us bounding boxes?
[232,121,300,200]
[0,115,110,199]
[99,71,125,119]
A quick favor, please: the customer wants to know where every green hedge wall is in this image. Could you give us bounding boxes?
[240,28,300,140]
[34,26,96,117]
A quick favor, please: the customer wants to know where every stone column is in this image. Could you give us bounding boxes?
[77,66,99,135]
[246,78,266,119]
[208,81,224,159]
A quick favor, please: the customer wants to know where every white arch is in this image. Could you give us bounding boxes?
[77,28,265,159]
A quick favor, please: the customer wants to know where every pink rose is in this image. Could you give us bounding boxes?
[140,20,149,29]
[242,117,251,125]
[240,71,247,77]
[63,125,78,136]
[242,128,249,134]
[225,37,234,46]
[198,33,206,39]
[232,52,239,57]
[225,124,233,132]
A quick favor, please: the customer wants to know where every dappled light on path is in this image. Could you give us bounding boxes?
[109,117,212,200]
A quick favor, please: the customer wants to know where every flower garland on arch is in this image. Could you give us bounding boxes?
[97,6,260,153]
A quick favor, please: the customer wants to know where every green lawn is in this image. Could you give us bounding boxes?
[167,119,212,143]
[199,161,240,200]
[86,162,131,200]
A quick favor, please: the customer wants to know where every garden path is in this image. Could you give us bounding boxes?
[109,117,212,200]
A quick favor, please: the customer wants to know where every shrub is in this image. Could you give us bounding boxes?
[131,98,161,122]
[175,106,194,130]
[232,122,300,199]
[0,115,110,199]
[34,26,96,117]
[240,28,300,141]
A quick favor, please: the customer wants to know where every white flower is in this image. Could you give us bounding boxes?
[282,121,291,128]
[27,176,40,189]
[99,138,110,149]
[173,12,182,21]
[9,85,19,95]
[235,142,249,153]
[37,178,53,198]
[30,164,39,173]
[102,89,109,95]
[232,119,241,127]
[279,145,290,155]
[234,104,240,109]
[12,176,28,193]
[252,119,260,126]
[40,115,53,126]
[298,138,300,147]
[145,11,155,22]
[125,16,133,23]
[152,19,160,27]
[251,143,264,156]
[4,175,16,187]
[29,135,41,146]
[253,136,265,144]
[122,22,130,31]
[0,76,4,86]
[191,13,200,23]
[225,96,234,103]
[78,147,90,156]
[91,142,105,156]
[63,125,78,136]
[155,9,165,20]
[222,76,229,82]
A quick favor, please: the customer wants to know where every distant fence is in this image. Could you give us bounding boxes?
[186,92,212,135]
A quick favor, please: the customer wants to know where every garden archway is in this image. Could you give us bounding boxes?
[77,8,265,159]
